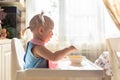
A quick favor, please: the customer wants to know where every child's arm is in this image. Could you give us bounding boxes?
[32,45,77,61]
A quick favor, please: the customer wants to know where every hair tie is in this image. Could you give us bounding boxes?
[39,11,45,26]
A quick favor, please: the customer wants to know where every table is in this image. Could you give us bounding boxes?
[16,58,105,80]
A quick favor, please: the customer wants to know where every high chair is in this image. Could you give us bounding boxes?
[11,38,105,80]
[106,37,120,80]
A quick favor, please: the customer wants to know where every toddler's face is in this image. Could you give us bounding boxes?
[41,25,54,43]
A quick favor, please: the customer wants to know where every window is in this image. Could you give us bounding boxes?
[26,0,119,61]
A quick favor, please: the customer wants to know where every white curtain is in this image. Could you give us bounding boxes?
[25,0,119,62]
[56,0,106,61]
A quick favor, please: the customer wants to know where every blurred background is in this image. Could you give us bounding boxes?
[25,0,120,62]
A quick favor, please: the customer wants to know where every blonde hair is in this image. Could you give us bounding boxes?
[22,12,54,36]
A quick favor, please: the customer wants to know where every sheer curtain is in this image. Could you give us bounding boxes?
[58,0,106,61]
[25,0,119,62]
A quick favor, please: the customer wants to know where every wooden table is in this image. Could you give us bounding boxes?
[16,58,105,80]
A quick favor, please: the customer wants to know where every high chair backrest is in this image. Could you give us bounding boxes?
[106,37,120,80]
[11,38,25,80]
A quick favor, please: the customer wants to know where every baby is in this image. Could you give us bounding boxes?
[23,12,77,69]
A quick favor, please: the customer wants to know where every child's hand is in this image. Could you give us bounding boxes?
[69,45,78,52]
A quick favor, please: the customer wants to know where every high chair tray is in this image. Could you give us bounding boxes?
[16,58,106,80]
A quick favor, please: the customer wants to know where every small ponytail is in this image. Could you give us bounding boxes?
[21,26,30,37]
[39,11,45,26]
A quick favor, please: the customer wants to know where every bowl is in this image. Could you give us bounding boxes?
[68,55,84,65]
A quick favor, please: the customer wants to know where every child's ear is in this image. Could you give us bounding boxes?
[38,27,44,34]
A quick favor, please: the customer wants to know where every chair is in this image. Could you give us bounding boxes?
[106,37,120,80]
